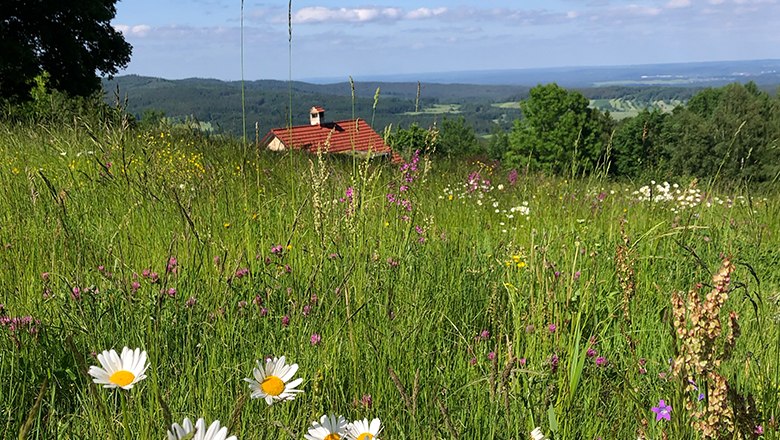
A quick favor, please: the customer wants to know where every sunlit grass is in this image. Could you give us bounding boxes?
[1,121,778,439]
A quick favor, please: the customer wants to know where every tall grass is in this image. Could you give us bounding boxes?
[0,120,778,439]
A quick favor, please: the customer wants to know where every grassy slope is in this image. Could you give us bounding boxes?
[1,122,778,439]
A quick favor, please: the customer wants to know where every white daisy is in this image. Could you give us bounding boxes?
[244,355,303,405]
[88,346,149,390]
[304,414,348,440]
[167,417,236,440]
[346,418,382,440]
[530,427,549,440]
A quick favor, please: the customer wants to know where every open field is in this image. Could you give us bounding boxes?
[1,122,779,439]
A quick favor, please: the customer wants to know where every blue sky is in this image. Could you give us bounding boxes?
[113,0,780,81]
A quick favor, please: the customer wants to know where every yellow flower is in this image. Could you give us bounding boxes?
[223,223,231,229]
[516,261,526,269]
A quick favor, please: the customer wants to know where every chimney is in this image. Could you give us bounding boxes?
[310,106,325,125]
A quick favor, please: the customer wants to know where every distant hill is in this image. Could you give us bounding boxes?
[312,59,780,88]
[103,59,779,137]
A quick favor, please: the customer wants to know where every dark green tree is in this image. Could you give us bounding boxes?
[611,109,667,177]
[658,82,779,181]
[437,116,479,156]
[387,123,439,156]
[1,0,131,101]
[506,83,611,174]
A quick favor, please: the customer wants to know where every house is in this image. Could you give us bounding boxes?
[261,106,403,163]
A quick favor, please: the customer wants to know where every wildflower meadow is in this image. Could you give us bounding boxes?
[1,120,779,439]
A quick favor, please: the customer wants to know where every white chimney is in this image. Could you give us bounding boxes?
[310,106,325,125]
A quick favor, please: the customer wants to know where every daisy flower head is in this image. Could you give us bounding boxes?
[346,418,382,440]
[167,417,236,440]
[244,355,303,405]
[304,414,348,440]
[88,346,149,390]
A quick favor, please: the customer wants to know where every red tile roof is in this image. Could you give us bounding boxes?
[263,118,403,163]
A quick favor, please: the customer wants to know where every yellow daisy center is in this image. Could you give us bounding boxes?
[109,370,136,387]
[261,375,285,396]
[357,433,374,440]
[324,434,341,440]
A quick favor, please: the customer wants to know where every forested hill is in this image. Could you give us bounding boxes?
[102,74,775,138]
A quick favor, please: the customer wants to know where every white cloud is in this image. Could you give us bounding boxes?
[291,6,446,24]
[666,0,692,8]
[114,24,152,37]
[405,7,448,19]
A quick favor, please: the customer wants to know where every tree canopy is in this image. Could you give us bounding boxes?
[1,0,131,101]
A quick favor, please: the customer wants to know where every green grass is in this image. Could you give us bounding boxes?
[402,103,462,116]
[1,121,778,439]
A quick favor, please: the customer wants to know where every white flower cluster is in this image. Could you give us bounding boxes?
[632,181,740,212]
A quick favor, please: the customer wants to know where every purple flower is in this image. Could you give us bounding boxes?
[360,394,373,408]
[166,287,176,298]
[480,329,490,340]
[310,333,321,345]
[754,425,764,435]
[131,281,141,292]
[260,307,268,317]
[185,297,197,308]
[507,169,518,185]
[549,353,559,373]
[548,324,557,334]
[487,351,496,361]
[573,270,581,281]
[281,315,290,327]
[271,245,283,254]
[586,348,597,358]
[595,356,608,367]
[469,357,477,366]
[651,399,671,421]
[518,357,527,366]
[302,304,311,316]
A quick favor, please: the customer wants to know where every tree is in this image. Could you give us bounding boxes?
[506,83,611,174]
[437,116,479,156]
[1,0,131,101]
[386,123,439,156]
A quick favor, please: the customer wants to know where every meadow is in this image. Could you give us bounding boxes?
[1,119,779,439]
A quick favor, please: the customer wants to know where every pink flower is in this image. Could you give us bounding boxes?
[302,304,311,316]
[281,315,290,327]
[548,324,557,334]
[586,348,597,358]
[131,281,141,292]
[595,356,608,367]
[480,329,490,340]
[487,351,496,361]
[310,333,321,345]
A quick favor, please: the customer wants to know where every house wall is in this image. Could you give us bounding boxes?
[267,137,286,151]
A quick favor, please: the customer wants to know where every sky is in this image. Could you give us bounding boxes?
[112,0,780,82]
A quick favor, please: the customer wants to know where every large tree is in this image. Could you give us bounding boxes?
[506,83,611,174]
[0,0,131,101]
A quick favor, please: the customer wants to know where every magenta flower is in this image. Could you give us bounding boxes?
[487,351,496,361]
[310,333,321,345]
[480,329,490,340]
[595,356,608,367]
[651,399,671,421]
[586,348,597,358]
[548,323,557,334]
[281,315,290,327]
